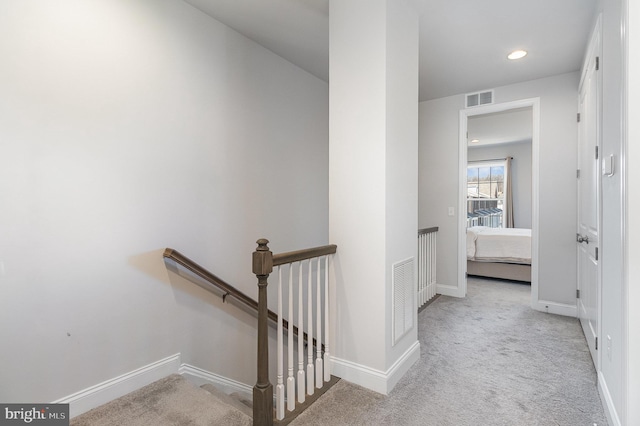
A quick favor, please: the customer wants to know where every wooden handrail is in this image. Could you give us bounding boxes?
[273,244,337,266]
[418,226,439,235]
[164,248,258,311]
[165,243,337,426]
[163,248,324,350]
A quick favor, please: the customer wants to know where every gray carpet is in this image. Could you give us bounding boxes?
[71,374,251,426]
[71,278,607,425]
[291,277,608,426]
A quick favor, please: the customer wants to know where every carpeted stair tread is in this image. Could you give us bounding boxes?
[229,392,252,408]
[70,374,252,426]
[288,379,383,426]
[200,384,253,418]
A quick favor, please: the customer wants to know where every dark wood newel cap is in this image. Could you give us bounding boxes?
[253,239,273,276]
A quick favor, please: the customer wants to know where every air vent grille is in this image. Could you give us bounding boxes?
[466,90,494,108]
[392,257,414,345]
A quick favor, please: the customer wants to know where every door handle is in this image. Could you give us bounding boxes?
[577,234,590,244]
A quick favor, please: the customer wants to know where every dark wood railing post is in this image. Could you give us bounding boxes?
[252,239,273,426]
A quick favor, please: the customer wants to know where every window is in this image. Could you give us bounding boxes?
[467,161,506,228]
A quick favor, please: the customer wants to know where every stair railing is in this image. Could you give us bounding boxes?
[252,239,337,425]
[164,241,337,426]
[418,227,438,308]
[163,248,315,344]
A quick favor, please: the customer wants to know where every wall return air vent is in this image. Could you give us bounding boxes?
[392,257,415,345]
[466,90,494,108]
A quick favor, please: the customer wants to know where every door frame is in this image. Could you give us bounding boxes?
[458,98,540,307]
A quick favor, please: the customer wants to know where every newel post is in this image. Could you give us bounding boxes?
[252,239,274,426]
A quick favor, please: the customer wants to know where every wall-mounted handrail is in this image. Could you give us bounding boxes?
[163,248,324,349]
[164,248,258,311]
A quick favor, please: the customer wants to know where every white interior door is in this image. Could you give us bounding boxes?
[577,42,600,366]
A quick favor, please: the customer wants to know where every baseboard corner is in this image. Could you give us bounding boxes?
[55,353,182,419]
[330,340,420,395]
[179,363,252,397]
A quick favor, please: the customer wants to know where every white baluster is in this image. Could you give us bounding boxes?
[287,264,295,411]
[315,256,323,387]
[324,255,331,382]
[432,232,437,300]
[276,266,284,420]
[424,234,428,303]
[418,234,424,306]
[297,261,305,403]
[428,233,432,302]
[306,258,315,395]
[428,233,433,300]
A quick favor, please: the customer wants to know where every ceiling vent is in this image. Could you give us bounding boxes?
[466,90,494,108]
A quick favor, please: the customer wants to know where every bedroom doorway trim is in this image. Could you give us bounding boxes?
[458,98,540,307]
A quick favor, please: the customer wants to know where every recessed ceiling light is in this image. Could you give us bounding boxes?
[508,50,527,60]
[470,139,480,143]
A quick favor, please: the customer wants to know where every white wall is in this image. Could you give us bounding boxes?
[598,0,640,425]
[329,0,418,393]
[468,141,533,229]
[627,3,640,424]
[419,72,579,306]
[383,0,419,377]
[0,0,328,403]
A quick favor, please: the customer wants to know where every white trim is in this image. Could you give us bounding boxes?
[599,371,622,426]
[458,98,540,304]
[55,353,181,418]
[179,363,253,396]
[436,283,462,298]
[330,340,420,395]
[532,300,577,317]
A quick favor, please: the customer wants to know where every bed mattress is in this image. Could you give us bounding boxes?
[467,226,532,264]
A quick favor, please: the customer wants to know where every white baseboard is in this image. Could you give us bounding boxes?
[179,363,252,397]
[54,353,181,418]
[598,371,621,426]
[533,299,577,317]
[437,283,463,298]
[330,340,420,395]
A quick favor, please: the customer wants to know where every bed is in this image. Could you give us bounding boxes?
[466,226,532,282]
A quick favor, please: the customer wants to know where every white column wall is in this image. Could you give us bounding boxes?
[329,0,388,373]
[329,0,419,393]
[384,0,420,371]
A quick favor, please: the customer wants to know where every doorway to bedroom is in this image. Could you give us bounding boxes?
[458,99,539,306]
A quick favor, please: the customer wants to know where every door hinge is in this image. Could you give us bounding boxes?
[596,57,600,71]
[577,169,581,178]
[596,146,599,160]
[596,247,599,261]
[577,112,581,123]
[595,337,598,350]
[576,289,580,298]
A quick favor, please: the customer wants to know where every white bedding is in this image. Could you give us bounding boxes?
[467,226,532,264]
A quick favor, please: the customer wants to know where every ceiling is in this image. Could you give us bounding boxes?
[183,0,597,101]
[468,107,533,147]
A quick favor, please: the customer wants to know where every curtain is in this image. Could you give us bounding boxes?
[504,157,515,228]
